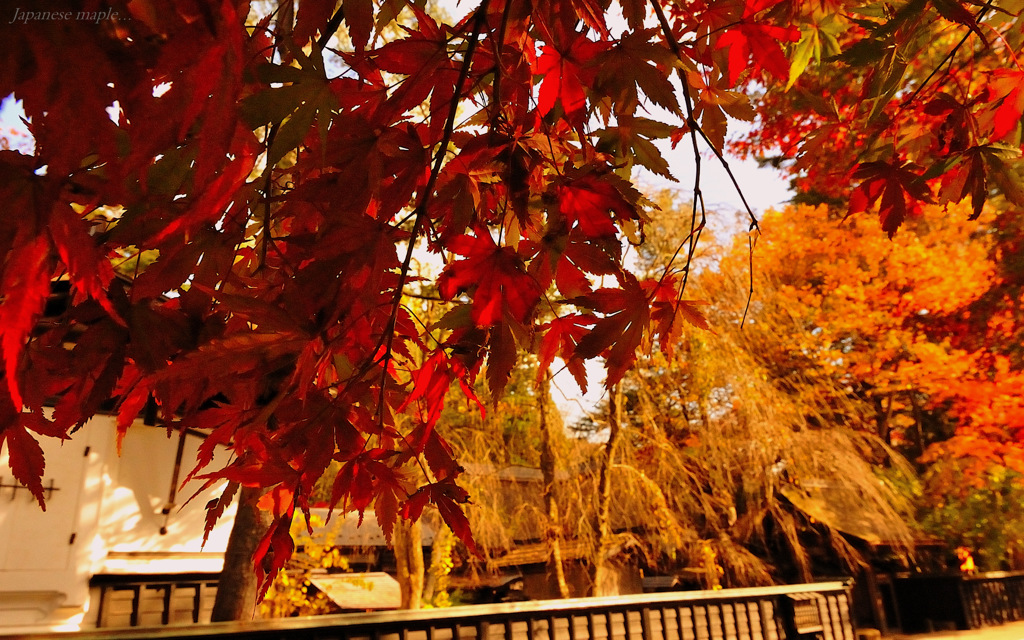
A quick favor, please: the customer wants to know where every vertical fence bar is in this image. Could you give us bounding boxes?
[693,606,708,640]
[720,603,735,640]
[710,604,724,640]
[679,605,695,640]
[734,601,751,640]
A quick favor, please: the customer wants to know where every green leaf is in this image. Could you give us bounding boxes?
[255,62,308,85]
[632,135,673,179]
[787,27,818,90]
[240,84,314,128]
[866,46,907,122]
[267,100,319,169]
[839,37,889,66]
[984,150,1024,206]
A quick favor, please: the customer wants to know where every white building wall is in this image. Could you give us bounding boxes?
[0,416,236,633]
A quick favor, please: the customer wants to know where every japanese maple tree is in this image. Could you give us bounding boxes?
[737,0,1023,232]
[0,0,1019,601]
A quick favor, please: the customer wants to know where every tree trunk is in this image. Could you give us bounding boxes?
[909,392,927,462]
[424,524,454,607]
[539,377,571,599]
[591,383,623,597]
[211,485,272,621]
[394,518,425,609]
[873,392,894,444]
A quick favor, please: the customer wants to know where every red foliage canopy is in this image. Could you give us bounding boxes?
[0,0,1019,593]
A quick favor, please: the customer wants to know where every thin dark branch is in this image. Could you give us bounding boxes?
[317,5,346,51]
[402,291,447,302]
[650,0,706,310]
[899,0,993,108]
[741,228,758,327]
[373,2,491,428]
[490,0,514,125]
[259,124,279,273]
[651,0,760,327]
[650,1,761,236]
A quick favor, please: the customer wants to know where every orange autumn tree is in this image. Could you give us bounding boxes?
[724,202,994,450]
[706,201,1024,563]
[733,0,1024,565]
[1,0,1022,615]
[708,202,1010,458]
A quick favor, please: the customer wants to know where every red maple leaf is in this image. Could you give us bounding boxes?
[0,235,52,410]
[1,425,47,509]
[572,273,650,387]
[400,350,477,430]
[715,18,799,86]
[203,481,239,548]
[557,172,641,239]
[402,479,478,555]
[534,32,607,121]
[643,275,712,354]
[538,314,594,392]
[49,204,122,324]
[254,511,295,600]
[848,161,934,237]
[369,7,459,139]
[437,233,541,327]
[988,69,1024,141]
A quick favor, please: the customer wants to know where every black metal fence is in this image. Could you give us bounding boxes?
[885,570,1024,632]
[961,572,1024,628]
[1,582,855,640]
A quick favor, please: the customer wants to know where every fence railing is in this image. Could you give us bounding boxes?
[961,571,1024,628]
[1,582,855,640]
[885,570,1024,632]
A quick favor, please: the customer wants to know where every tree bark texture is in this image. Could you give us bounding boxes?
[539,378,571,599]
[591,383,623,597]
[211,484,272,621]
[394,518,425,609]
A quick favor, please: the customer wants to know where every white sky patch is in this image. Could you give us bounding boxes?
[153,81,173,97]
[0,94,34,154]
[106,100,122,125]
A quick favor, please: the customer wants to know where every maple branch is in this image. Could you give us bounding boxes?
[489,0,514,126]
[899,0,994,109]
[317,5,346,51]
[259,125,279,273]
[651,0,761,327]
[691,129,760,230]
[651,2,759,227]
[372,1,491,428]
[402,291,447,302]
[650,0,706,301]
[402,304,445,349]
[740,228,758,327]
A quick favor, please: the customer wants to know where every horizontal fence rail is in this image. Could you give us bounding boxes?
[1,582,854,640]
